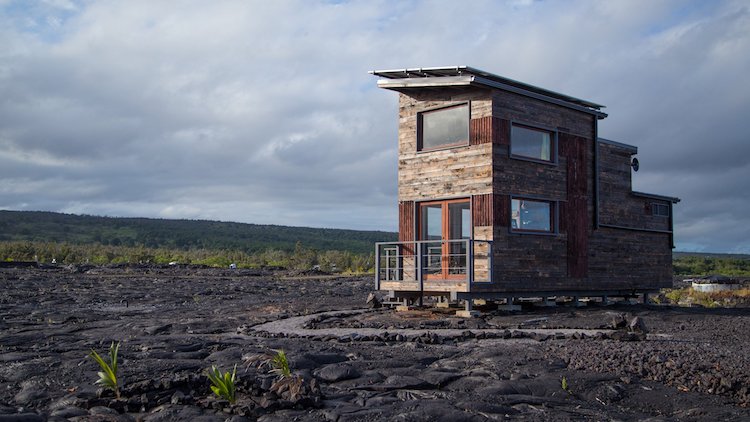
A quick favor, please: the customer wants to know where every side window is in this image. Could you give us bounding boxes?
[511,198,555,233]
[417,103,469,151]
[652,202,669,217]
[511,123,555,163]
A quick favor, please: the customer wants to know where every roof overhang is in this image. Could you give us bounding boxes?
[632,191,681,204]
[370,66,608,119]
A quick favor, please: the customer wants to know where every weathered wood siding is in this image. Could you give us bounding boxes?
[385,82,674,295]
[398,89,494,202]
[492,90,595,139]
[598,142,671,231]
[472,225,492,282]
[489,88,591,288]
[588,228,673,289]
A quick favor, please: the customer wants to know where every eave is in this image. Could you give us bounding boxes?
[371,66,608,119]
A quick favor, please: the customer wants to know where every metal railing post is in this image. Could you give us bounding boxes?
[374,243,381,290]
[416,241,423,305]
[487,241,493,283]
[467,239,473,292]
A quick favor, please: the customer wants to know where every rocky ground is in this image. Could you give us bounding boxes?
[1,265,749,421]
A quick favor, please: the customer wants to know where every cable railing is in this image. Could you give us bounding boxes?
[374,239,493,292]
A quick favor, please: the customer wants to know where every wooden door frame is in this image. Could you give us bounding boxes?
[417,198,471,280]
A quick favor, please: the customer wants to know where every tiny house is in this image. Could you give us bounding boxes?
[370,66,679,311]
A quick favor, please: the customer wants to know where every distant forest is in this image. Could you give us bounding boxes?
[673,252,750,277]
[2,210,749,276]
[0,211,395,254]
[0,210,397,271]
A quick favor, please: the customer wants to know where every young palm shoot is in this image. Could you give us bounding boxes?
[89,341,121,399]
[207,364,237,403]
[270,349,291,379]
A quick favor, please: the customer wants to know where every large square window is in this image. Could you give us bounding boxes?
[511,198,554,233]
[511,124,554,162]
[418,103,469,151]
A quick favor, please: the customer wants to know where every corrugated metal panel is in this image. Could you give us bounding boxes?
[399,201,415,257]
[399,201,414,241]
[470,117,493,145]
[560,133,589,278]
[471,194,493,226]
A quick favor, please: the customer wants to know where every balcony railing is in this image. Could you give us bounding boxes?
[374,239,493,292]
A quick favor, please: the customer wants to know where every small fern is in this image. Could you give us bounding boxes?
[89,341,121,399]
[207,365,237,403]
[561,376,570,393]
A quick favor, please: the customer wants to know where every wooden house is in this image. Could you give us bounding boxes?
[370,66,679,312]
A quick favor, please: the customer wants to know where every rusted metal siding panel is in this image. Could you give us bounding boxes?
[471,194,493,226]
[470,116,493,145]
[398,200,415,257]
[559,133,589,278]
[398,200,415,242]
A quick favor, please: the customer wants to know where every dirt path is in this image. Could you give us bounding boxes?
[251,308,617,339]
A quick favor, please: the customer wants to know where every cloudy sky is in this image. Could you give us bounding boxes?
[1,0,748,253]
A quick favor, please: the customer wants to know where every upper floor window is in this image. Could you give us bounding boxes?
[511,124,555,162]
[652,202,669,217]
[418,103,469,151]
[511,198,554,233]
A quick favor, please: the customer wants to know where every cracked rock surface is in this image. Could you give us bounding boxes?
[1,265,749,421]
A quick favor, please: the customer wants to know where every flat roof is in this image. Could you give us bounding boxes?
[370,66,607,118]
[597,137,638,154]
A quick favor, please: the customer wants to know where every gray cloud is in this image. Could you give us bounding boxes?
[0,0,748,251]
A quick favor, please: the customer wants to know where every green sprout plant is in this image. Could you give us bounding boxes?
[561,376,571,394]
[207,364,237,403]
[89,341,121,399]
[270,349,291,379]
[244,349,309,402]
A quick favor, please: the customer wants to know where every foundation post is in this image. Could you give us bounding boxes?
[435,296,451,308]
[498,297,521,311]
[538,296,556,307]
[456,298,480,318]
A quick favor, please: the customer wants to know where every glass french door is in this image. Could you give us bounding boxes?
[419,199,471,279]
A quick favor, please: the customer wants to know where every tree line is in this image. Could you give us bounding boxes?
[0,210,396,255]
[0,241,374,273]
[673,255,750,277]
